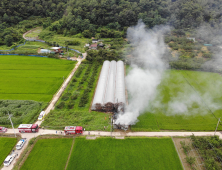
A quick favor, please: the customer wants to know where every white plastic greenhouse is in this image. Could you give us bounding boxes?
[115,60,126,111]
[91,60,126,112]
[91,60,110,111]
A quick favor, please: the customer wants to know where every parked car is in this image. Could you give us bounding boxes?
[16,138,27,150]
[0,126,7,133]
[4,152,18,166]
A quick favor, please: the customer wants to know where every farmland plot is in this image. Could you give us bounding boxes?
[42,63,111,131]
[20,138,73,170]
[131,70,222,131]
[0,137,17,166]
[67,137,183,170]
[0,55,75,102]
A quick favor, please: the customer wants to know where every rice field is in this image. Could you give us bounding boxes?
[0,137,17,166]
[67,137,183,170]
[20,138,73,170]
[131,70,222,131]
[0,55,75,102]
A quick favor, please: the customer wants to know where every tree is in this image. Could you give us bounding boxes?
[4,35,13,46]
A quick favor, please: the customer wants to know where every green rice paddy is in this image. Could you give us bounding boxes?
[131,70,222,131]
[20,138,73,170]
[0,55,75,102]
[67,137,183,170]
[0,137,17,166]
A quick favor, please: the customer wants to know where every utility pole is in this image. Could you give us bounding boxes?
[214,117,221,136]
[111,115,112,137]
[8,112,16,137]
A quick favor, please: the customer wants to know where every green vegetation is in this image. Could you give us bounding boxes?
[20,138,73,170]
[0,55,75,102]
[0,100,45,127]
[0,137,17,166]
[42,63,111,130]
[191,135,222,170]
[26,27,42,38]
[67,137,183,170]
[132,70,222,131]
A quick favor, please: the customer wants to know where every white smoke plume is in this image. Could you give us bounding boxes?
[115,20,170,125]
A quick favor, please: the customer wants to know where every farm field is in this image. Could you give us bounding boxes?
[20,138,73,170]
[0,137,17,166]
[42,63,111,131]
[67,137,183,170]
[131,70,222,131]
[0,55,75,102]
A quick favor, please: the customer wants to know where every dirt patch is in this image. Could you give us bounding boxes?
[173,137,205,170]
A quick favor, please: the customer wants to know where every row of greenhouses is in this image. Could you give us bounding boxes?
[91,60,126,112]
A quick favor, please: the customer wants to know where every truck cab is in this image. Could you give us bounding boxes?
[0,127,7,133]
[4,152,18,166]
[16,138,27,150]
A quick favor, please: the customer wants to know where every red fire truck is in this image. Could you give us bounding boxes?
[18,124,39,133]
[64,126,83,135]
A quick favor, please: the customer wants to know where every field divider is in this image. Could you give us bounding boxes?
[64,137,75,170]
[36,60,82,126]
[171,137,185,170]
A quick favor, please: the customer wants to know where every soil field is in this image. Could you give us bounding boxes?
[131,70,222,131]
[20,138,73,170]
[0,55,75,102]
[0,137,17,166]
[67,137,182,170]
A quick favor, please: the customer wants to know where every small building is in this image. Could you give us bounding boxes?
[89,43,97,50]
[40,49,51,53]
[84,44,90,47]
[51,47,62,53]
[92,39,98,43]
[98,43,105,48]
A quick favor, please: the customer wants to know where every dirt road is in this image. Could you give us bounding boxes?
[35,59,82,126]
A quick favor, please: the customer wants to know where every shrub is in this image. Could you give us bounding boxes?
[67,101,75,109]
[56,101,65,109]
[61,93,71,101]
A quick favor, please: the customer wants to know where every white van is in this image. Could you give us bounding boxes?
[38,111,45,121]
[16,138,27,150]
[4,152,18,166]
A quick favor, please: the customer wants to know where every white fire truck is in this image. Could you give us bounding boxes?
[64,126,83,135]
[18,124,39,133]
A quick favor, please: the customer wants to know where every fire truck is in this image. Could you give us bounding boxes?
[64,126,83,135]
[18,124,39,133]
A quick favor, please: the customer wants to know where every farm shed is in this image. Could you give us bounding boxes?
[91,60,126,112]
[91,60,110,111]
[115,61,126,112]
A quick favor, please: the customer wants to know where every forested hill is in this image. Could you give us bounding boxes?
[0,0,222,45]
[0,0,68,26]
[0,0,222,29]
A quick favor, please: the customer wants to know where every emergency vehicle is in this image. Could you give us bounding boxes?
[0,126,7,133]
[64,126,83,135]
[38,111,46,121]
[4,152,18,166]
[18,124,39,133]
[16,138,27,150]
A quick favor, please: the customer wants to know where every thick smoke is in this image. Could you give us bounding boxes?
[115,20,170,125]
